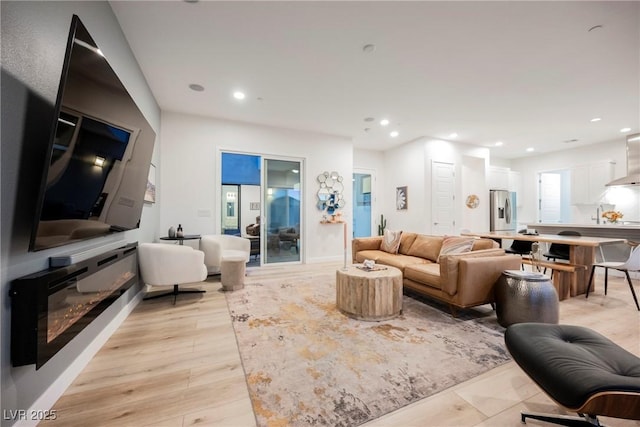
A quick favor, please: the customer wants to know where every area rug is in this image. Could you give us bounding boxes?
[225,270,510,427]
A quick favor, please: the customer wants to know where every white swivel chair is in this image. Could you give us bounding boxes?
[199,235,251,274]
[138,243,208,304]
[586,244,640,311]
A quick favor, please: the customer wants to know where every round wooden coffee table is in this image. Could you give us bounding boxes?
[336,265,403,321]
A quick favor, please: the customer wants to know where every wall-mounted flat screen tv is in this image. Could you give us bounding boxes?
[30,15,155,252]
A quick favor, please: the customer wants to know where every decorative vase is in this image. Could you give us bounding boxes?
[168,226,176,238]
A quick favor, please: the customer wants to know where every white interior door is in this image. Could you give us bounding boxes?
[431,161,456,235]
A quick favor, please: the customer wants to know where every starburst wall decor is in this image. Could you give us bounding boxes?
[396,186,408,210]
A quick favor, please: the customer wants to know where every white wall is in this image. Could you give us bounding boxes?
[1,2,160,423]
[382,140,427,233]
[461,155,489,232]
[159,112,353,262]
[510,139,639,224]
[381,138,491,235]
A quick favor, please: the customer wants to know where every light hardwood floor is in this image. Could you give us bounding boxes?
[44,263,640,427]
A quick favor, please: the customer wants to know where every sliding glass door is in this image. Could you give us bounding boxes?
[221,152,302,265]
[264,159,302,264]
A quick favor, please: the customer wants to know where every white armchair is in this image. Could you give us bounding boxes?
[138,243,208,303]
[199,235,251,274]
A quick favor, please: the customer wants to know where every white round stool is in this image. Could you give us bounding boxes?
[221,254,246,291]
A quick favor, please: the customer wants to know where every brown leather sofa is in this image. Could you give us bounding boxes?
[352,232,522,312]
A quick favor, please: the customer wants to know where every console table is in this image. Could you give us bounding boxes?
[160,235,201,245]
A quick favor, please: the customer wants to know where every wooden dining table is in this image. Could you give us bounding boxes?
[461,231,626,297]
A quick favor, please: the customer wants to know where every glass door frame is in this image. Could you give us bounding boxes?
[217,149,305,267]
[262,155,305,266]
[353,167,376,237]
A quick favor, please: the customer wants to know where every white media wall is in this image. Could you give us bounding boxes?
[159,112,353,263]
[1,2,160,423]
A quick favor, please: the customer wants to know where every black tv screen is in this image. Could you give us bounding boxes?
[30,15,155,252]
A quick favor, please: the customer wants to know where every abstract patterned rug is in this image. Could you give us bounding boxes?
[225,270,510,427]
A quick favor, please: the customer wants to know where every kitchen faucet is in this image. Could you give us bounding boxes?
[591,205,601,224]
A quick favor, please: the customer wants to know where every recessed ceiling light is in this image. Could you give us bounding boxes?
[233,91,246,100]
[449,133,458,138]
[364,128,371,132]
[526,147,535,152]
[364,117,375,122]
[390,131,399,138]
[380,119,390,126]
[563,139,579,143]
[189,83,204,92]
[588,24,603,32]
[590,117,602,122]
[621,127,632,133]
[495,141,503,146]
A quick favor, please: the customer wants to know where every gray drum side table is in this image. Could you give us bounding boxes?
[495,270,559,328]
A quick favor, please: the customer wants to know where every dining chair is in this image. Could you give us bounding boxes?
[586,244,640,311]
[505,230,533,270]
[542,230,581,278]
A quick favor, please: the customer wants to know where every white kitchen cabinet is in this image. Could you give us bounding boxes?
[508,170,522,207]
[570,161,614,205]
[489,166,509,190]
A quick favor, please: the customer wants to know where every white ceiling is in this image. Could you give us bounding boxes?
[110,1,640,159]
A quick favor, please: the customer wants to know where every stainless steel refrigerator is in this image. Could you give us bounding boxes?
[490,190,517,231]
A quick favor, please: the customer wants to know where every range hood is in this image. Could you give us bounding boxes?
[606,133,640,186]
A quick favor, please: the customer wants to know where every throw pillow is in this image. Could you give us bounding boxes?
[437,236,475,262]
[380,229,403,254]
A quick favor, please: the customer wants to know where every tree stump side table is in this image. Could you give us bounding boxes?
[336,265,403,321]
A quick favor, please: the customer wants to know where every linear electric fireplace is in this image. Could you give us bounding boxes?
[10,243,138,369]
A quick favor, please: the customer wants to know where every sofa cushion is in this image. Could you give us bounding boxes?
[380,229,403,254]
[472,238,498,251]
[404,263,442,289]
[407,235,444,262]
[437,236,475,262]
[398,232,418,255]
[355,250,428,272]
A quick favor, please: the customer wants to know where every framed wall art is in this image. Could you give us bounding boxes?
[396,186,407,210]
